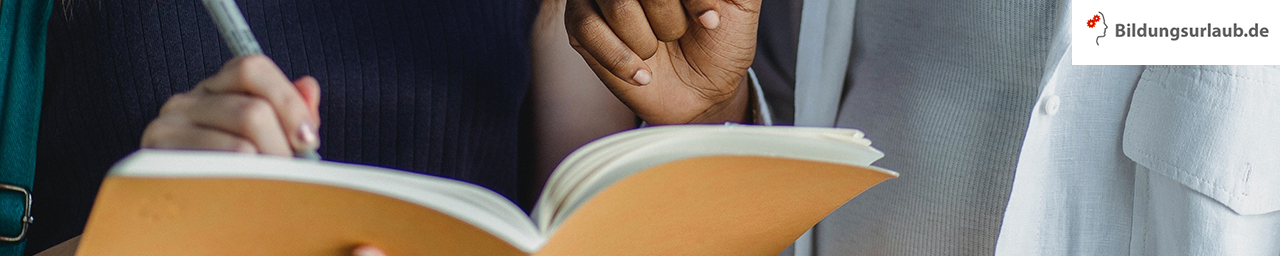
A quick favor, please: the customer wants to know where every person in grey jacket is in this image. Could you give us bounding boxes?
[566,0,1280,255]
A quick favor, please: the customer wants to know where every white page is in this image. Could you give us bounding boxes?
[110,150,546,252]
[531,124,889,235]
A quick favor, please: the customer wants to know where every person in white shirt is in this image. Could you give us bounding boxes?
[563,0,1280,255]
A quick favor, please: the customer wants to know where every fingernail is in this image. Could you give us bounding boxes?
[298,121,318,148]
[353,246,387,256]
[633,69,652,85]
[699,10,720,29]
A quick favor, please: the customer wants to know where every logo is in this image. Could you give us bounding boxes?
[1087,12,1108,45]
[1086,11,1270,45]
[1073,0,1280,65]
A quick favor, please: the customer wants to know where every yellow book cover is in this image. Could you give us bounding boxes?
[76,125,897,256]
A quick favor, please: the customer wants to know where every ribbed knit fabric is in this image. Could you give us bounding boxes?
[28,0,534,254]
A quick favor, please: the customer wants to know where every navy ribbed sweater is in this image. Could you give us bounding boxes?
[29,0,535,253]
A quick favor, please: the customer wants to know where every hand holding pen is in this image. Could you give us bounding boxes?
[140,0,321,158]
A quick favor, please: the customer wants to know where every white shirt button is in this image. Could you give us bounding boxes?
[1043,95,1061,116]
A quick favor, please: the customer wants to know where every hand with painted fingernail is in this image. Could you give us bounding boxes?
[141,55,322,157]
[565,0,761,124]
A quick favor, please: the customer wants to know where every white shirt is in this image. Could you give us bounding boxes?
[754,0,1280,255]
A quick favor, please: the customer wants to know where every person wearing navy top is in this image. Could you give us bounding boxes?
[27,0,755,254]
[30,0,528,253]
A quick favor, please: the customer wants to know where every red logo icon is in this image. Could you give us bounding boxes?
[1087,14,1101,28]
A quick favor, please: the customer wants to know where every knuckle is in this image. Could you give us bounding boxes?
[633,40,657,59]
[193,77,217,93]
[139,127,160,147]
[565,1,604,33]
[159,94,191,115]
[600,0,631,15]
[141,120,177,147]
[564,8,591,33]
[653,22,686,41]
[232,67,257,89]
[602,44,635,69]
[274,92,305,112]
[235,98,276,131]
[238,55,273,71]
[231,57,271,86]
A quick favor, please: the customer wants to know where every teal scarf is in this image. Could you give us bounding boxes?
[0,0,52,254]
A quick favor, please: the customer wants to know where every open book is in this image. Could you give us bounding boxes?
[76,125,897,256]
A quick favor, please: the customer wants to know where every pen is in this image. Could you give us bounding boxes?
[202,0,321,160]
[201,0,261,56]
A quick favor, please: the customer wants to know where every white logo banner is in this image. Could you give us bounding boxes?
[1073,0,1280,65]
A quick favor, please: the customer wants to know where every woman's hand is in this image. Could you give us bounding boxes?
[565,0,761,124]
[140,55,321,156]
[352,245,387,256]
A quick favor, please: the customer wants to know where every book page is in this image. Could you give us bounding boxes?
[533,125,885,233]
[88,150,544,253]
[77,177,529,256]
[534,156,896,256]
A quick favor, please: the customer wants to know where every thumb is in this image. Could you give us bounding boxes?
[677,0,760,79]
[292,76,321,123]
[679,0,760,52]
[352,245,387,256]
[681,0,761,30]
